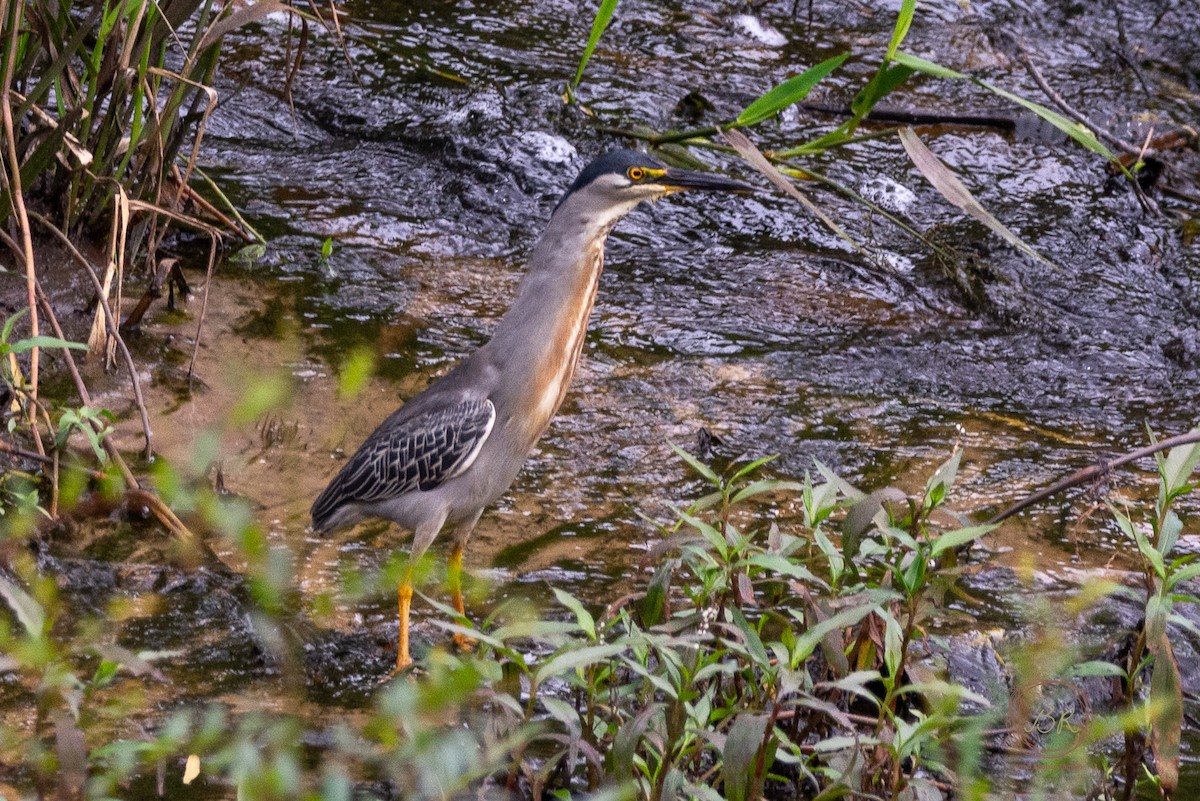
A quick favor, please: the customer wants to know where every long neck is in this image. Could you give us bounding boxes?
[484,191,632,436]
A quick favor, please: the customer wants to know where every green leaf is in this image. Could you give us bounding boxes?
[534,642,625,687]
[677,508,727,558]
[1064,660,1127,679]
[552,587,596,640]
[1,308,27,343]
[893,51,1118,163]
[899,128,1054,268]
[610,703,660,776]
[886,0,917,59]
[1146,594,1171,644]
[671,442,719,485]
[731,478,806,505]
[792,601,877,663]
[1167,561,1200,591]
[92,659,121,688]
[850,63,914,120]
[812,526,844,580]
[736,52,850,127]
[891,50,966,80]
[1147,615,1183,794]
[1159,511,1182,558]
[728,606,772,670]
[640,559,674,627]
[843,487,905,559]
[337,346,375,400]
[229,373,292,424]
[541,696,581,733]
[979,81,1117,161]
[883,611,903,683]
[1162,431,1200,495]
[1132,518,1167,581]
[730,454,779,483]
[8,335,88,354]
[619,656,677,698]
[745,553,829,590]
[571,0,621,90]
[929,524,996,558]
[722,714,770,801]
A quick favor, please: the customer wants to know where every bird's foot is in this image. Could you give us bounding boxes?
[381,660,423,684]
[452,631,476,654]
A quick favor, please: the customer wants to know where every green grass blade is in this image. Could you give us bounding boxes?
[736,52,850,127]
[978,79,1117,161]
[571,0,621,90]
[891,50,965,79]
[850,63,913,119]
[15,7,102,121]
[9,336,89,354]
[886,0,917,60]
[893,50,1117,162]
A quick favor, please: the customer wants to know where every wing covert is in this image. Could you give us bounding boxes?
[312,398,496,525]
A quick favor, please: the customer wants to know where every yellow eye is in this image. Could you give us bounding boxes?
[628,167,645,181]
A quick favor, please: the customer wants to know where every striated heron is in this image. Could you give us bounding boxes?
[311,149,751,670]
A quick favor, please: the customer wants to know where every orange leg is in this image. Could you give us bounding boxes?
[448,543,475,653]
[396,573,414,671]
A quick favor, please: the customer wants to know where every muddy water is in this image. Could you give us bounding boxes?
[77,0,1200,777]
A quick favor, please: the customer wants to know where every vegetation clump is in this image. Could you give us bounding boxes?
[0,435,1197,799]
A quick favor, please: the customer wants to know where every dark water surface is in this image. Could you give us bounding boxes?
[76,0,1200,789]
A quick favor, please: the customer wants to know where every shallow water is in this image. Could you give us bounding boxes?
[56,0,1200,789]
[156,0,1200,600]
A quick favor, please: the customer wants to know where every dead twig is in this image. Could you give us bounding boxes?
[121,258,178,333]
[2,3,44,455]
[29,212,155,461]
[0,436,202,549]
[169,164,252,240]
[187,235,220,381]
[33,277,139,491]
[33,281,201,548]
[0,438,105,480]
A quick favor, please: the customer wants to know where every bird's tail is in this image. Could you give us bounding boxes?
[310,486,342,536]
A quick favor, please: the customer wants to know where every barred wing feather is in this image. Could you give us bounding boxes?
[311,398,496,528]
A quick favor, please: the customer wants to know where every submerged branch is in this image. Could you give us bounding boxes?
[988,430,1200,525]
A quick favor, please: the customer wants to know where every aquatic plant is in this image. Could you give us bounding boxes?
[1,436,1196,799]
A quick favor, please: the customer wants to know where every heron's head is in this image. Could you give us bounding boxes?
[554,149,752,226]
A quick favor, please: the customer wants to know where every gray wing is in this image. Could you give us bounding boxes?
[311,397,496,529]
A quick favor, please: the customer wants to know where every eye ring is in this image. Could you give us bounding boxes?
[627,167,645,181]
